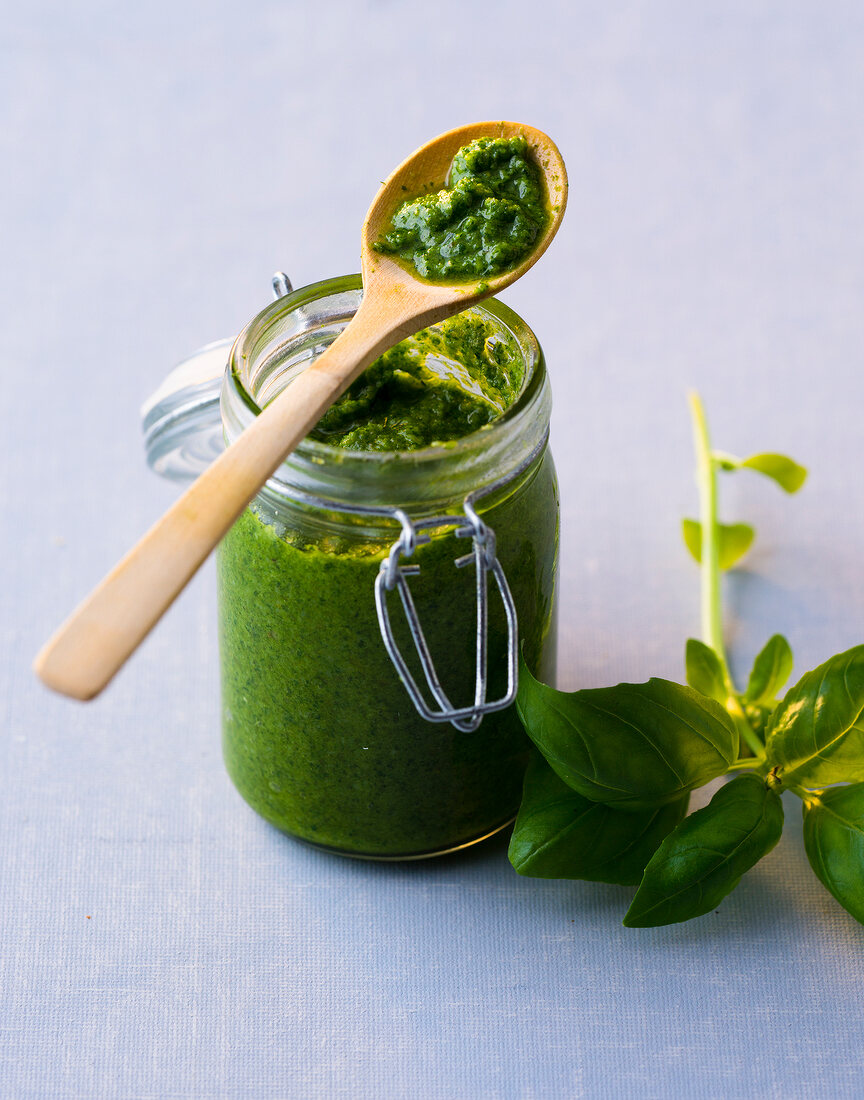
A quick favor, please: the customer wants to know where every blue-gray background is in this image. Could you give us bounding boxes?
[4,1,864,1097]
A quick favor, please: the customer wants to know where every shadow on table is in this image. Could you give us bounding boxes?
[255,791,864,948]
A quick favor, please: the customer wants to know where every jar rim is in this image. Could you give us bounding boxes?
[222,274,552,513]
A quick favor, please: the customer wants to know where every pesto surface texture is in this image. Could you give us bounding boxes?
[308,311,521,451]
[373,135,548,281]
[217,308,558,857]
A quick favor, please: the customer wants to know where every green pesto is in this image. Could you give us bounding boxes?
[217,452,558,857]
[309,311,523,451]
[373,135,548,280]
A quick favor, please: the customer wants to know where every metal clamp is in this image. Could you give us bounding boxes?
[373,488,523,733]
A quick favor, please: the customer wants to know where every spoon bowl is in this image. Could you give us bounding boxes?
[361,120,567,314]
[34,121,567,700]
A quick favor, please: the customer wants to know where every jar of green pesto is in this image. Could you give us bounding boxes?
[143,275,558,859]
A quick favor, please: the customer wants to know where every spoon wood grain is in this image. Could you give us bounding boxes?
[34,121,567,700]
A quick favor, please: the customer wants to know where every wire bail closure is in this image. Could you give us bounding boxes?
[373,494,519,733]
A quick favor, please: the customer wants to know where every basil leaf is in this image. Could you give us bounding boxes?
[713,451,807,493]
[623,774,784,927]
[685,639,728,703]
[739,453,807,494]
[509,753,689,885]
[764,646,864,787]
[516,659,738,811]
[744,634,794,704]
[682,518,754,570]
[803,784,864,925]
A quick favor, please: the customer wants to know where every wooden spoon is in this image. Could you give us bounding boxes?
[34,120,568,700]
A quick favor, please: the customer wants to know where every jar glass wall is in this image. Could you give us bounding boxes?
[214,276,558,859]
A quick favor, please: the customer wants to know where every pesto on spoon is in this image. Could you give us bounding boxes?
[373,134,549,282]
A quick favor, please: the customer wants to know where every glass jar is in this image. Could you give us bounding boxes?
[144,275,558,859]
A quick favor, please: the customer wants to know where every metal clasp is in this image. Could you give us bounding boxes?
[374,496,519,733]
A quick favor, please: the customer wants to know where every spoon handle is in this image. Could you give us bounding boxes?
[34,300,395,700]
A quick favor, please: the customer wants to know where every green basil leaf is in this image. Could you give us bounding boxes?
[509,753,689,885]
[764,645,864,787]
[682,519,755,570]
[713,451,807,492]
[744,634,794,704]
[803,784,864,925]
[623,773,784,927]
[685,639,728,703]
[739,453,808,494]
[516,659,738,811]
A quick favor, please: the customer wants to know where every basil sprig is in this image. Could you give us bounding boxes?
[510,394,864,928]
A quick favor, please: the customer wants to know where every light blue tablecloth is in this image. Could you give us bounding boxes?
[4,2,864,1096]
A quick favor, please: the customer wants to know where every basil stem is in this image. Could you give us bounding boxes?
[689,392,765,760]
[689,392,725,666]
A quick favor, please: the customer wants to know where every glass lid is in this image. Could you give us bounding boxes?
[141,339,231,482]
